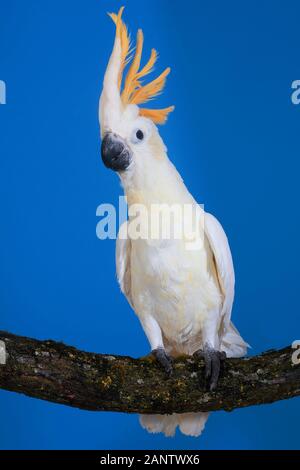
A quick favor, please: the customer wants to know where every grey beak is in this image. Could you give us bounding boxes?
[101,133,132,172]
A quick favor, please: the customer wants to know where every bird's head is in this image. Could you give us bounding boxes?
[99,7,174,188]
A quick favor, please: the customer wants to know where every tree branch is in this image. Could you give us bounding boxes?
[0,330,299,414]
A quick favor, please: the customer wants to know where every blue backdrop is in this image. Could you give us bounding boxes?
[0,0,299,450]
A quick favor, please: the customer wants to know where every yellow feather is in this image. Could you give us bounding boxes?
[122,29,144,104]
[136,48,158,80]
[108,7,130,89]
[139,106,175,124]
[130,67,171,105]
[107,7,174,124]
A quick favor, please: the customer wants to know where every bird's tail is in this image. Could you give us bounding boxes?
[221,321,249,358]
[139,412,209,437]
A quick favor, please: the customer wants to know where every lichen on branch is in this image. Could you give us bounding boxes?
[0,330,299,414]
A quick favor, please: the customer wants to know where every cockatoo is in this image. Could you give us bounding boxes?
[99,7,248,437]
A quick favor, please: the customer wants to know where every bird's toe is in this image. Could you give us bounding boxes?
[194,347,226,391]
[152,347,173,376]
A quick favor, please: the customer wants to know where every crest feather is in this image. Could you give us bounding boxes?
[122,29,144,104]
[137,49,157,80]
[139,106,175,124]
[108,7,174,125]
[108,7,131,89]
[130,67,170,105]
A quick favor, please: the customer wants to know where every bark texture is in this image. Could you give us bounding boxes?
[0,330,299,414]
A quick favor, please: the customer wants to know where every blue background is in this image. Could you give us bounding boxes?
[0,0,299,450]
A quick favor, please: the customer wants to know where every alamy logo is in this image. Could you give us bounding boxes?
[292,340,300,365]
[0,340,6,365]
[0,80,6,105]
[291,80,300,105]
[96,196,206,251]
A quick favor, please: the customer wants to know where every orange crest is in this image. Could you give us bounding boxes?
[108,7,174,125]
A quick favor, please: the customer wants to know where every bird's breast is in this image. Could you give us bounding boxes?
[130,238,221,345]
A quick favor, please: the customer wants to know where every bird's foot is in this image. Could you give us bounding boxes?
[152,347,173,376]
[194,345,226,391]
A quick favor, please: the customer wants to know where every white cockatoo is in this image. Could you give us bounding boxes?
[99,7,248,437]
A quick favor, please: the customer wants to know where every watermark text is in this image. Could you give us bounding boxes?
[0,80,6,105]
[96,197,205,251]
[292,340,300,365]
[0,340,6,365]
[291,80,300,105]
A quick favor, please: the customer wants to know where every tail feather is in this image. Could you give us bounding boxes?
[139,412,209,437]
[221,321,249,358]
[178,412,209,437]
[139,414,178,437]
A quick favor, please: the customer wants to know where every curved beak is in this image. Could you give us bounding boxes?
[101,133,132,172]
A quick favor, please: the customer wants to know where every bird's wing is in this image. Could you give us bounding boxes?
[204,212,235,329]
[204,212,249,356]
[116,221,133,307]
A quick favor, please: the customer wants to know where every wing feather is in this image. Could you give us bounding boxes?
[204,212,235,328]
[204,212,248,356]
[116,222,133,307]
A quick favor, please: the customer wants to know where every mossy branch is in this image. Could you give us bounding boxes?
[0,330,299,414]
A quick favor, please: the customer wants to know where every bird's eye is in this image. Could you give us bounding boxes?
[136,129,144,141]
[131,128,146,144]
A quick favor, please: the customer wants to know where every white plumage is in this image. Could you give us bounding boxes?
[115,177,248,437]
[100,7,248,437]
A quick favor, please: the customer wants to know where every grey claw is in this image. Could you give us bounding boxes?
[152,347,173,376]
[210,354,221,391]
[194,347,226,391]
[204,353,212,379]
